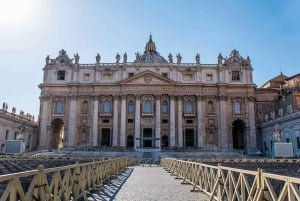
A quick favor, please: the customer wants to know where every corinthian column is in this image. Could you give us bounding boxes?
[39,97,50,150]
[68,95,77,148]
[177,96,183,147]
[155,95,161,148]
[197,96,203,147]
[113,95,119,147]
[92,96,99,146]
[120,95,126,147]
[218,95,228,150]
[135,95,141,148]
[170,96,175,147]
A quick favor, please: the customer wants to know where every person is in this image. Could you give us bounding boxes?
[96,53,101,64]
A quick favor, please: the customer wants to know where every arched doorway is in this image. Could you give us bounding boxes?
[232,120,245,149]
[51,119,64,149]
[127,135,134,148]
[161,135,169,148]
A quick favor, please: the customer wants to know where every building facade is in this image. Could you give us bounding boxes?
[39,35,257,152]
[256,73,300,157]
[0,103,38,152]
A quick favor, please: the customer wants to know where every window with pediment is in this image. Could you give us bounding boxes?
[144,100,152,113]
[128,100,134,114]
[232,71,241,81]
[233,101,241,114]
[82,100,88,114]
[207,101,214,114]
[103,100,111,113]
[185,100,193,113]
[54,100,63,114]
[162,101,168,114]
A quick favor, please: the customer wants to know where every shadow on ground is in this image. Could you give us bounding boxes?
[81,167,134,201]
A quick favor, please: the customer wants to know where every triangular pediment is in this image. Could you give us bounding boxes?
[120,70,176,85]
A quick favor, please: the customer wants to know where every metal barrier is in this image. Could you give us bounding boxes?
[161,158,300,201]
[0,157,136,200]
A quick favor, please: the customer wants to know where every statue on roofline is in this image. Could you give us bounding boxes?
[96,53,101,64]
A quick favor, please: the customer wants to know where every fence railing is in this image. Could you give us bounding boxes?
[0,157,136,201]
[161,158,300,201]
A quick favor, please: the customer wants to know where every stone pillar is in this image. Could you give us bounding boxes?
[247,96,257,153]
[135,95,141,148]
[39,97,50,150]
[92,96,99,146]
[177,96,183,147]
[170,96,176,148]
[155,96,161,148]
[197,96,203,147]
[120,95,126,147]
[218,95,228,151]
[113,95,119,147]
[68,96,76,148]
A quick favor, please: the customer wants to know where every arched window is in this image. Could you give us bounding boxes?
[82,101,88,114]
[128,101,134,114]
[208,101,213,113]
[161,101,168,114]
[55,100,63,114]
[144,100,152,113]
[103,100,111,113]
[185,100,192,113]
[234,101,241,114]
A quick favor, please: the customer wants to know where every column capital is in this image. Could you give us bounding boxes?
[93,95,99,101]
[196,95,204,101]
[155,95,161,100]
[69,95,77,100]
[121,95,127,100]
[134,94,141,99]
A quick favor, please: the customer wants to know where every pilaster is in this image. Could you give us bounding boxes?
[113,95,119,146]
[170,95,175,147]
[177,96,183,147]
[135,95,141,148]
[120,95,126,147]
[155,95,161,148]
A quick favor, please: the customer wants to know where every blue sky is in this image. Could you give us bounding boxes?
[0,0,300,118]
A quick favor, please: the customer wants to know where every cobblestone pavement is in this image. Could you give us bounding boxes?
[87,165,209,201]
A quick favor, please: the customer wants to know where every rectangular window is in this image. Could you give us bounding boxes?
[186,119,193,124]
[128,119,134,123]
[183,73,194,80]
[162,73,168,78]
[128,73,134,78]
[5,130,9,140]
[102,73,112,80]
[57,70,65,80]
[206,74,213,81]
[83,73,90,81]
[286,138,290,143]
[103,119,109,123]
[297,137,300,149]
[232,71,241,81]
[162,119,168,123]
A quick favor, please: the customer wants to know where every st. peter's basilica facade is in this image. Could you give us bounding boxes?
[39,35,257,152]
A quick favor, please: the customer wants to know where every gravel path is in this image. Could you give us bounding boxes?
[87,165,209,201]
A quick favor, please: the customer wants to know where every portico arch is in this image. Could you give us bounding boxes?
[232,120,245,149]
[51,118,64,149]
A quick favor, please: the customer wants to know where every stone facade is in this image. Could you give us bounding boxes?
[0,103,38,152]
[39,35,257,152]
[257,73,300,157]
